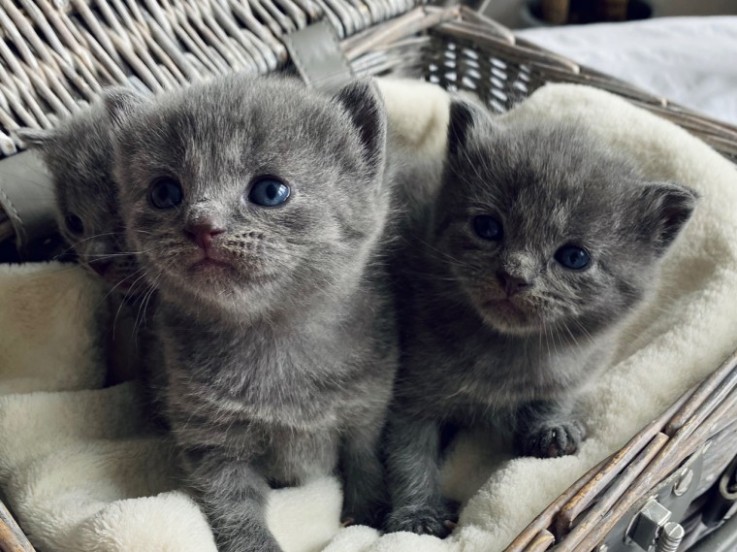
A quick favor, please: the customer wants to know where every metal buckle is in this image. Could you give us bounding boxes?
[601,448,705,552]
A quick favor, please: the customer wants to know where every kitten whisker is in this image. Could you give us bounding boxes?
[134,275,161,340]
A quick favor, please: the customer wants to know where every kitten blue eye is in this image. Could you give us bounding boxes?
[473,215,503,241]
[555,244,591,270]
[65,214,84,235]
[149,177,183,209]
[248,177,290,207]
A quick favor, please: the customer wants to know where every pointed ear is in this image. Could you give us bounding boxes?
[103,86,146,129]
[447,95,494,158]
[635,182,698,254]
[447,100,477,157]
[16,127,56,149]
[333,80,386,172]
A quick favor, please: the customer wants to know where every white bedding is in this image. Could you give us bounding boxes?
[518,16,737,126]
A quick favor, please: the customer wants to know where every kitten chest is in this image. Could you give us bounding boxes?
[406,322,596,418]
[164,322,351,430]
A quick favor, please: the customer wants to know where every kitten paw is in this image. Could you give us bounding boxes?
[341,503,386,529]
[384,504,458,538]
[518,420,586,458]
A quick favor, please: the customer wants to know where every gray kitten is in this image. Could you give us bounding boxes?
[383,100,698,536]
[17,106,156,388]
[17,105,140,294]
[104,75,398,552]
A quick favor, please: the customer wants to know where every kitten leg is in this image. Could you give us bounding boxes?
[184,449,282,552]
[383,415,455,537]
[340,420,387,528]
[514,400,587,458]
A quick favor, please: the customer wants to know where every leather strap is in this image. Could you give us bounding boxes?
[0,150,60,261]
[284,21,354,93]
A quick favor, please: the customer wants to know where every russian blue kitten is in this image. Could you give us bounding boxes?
[17,106,140,293]
[17,106,156,388]
[105,75,398,552]
[383,100,698,536]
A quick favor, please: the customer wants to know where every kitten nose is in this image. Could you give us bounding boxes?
[497,271,532,296]
[185,222,225,250]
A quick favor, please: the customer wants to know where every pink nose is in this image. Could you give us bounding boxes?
[184,222,225,250]
[497,271,533,297]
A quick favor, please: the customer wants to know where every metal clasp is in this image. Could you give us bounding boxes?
[626,498,686,552]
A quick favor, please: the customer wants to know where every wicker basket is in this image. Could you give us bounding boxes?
[1,4,737,552]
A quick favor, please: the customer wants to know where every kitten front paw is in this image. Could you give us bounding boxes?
[518,419,586,458]
[341,499,387,529]
[384,504,457,538]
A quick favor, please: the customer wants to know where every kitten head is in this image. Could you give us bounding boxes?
[105,76,388,318]
[18,106,140,294]
[437,100,697,337]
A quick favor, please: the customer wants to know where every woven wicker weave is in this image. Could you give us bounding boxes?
[0,0,418,157]
[1,5,737,552]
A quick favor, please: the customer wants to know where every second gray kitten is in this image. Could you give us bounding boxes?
[105,75,398,552]
[17,105,156,388]
[383,100,698,536]
[17,105,140,294]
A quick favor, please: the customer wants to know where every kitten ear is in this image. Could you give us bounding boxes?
[447,96,494,158]
[447,100,476,157]
[16,128,56,149]
[333,80,386,172]
[103,87,146,128]
[635,182,698,254]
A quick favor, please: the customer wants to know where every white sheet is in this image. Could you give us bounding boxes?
[518,17,737,126]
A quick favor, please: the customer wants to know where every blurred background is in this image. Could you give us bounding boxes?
[466,0,737,127]
[483,0,737,28]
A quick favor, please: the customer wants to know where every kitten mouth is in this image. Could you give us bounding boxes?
[186,245,234,268]
[187,256,273,284]
[481,298,540,333]
[485,298,525,315]
[189,257,235,273]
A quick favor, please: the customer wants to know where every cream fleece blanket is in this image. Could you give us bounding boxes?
[2,80,737,552]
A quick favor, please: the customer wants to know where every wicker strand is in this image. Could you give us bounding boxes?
[524,529,555,552]
[666,349,737,435]
[0,498,35,552]
[0,129,15,156]
[212,3,281,69]
[343,6,459,59]
[502,458,607,552]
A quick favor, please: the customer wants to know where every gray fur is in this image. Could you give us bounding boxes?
[17,104,157,389]
[383,100,698,536]
[105,75,398,552]
[17,105,141,295]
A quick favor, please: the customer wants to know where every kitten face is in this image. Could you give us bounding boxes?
[106,76,388,317]
[18,106,140,294]
[437,102,697,336]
